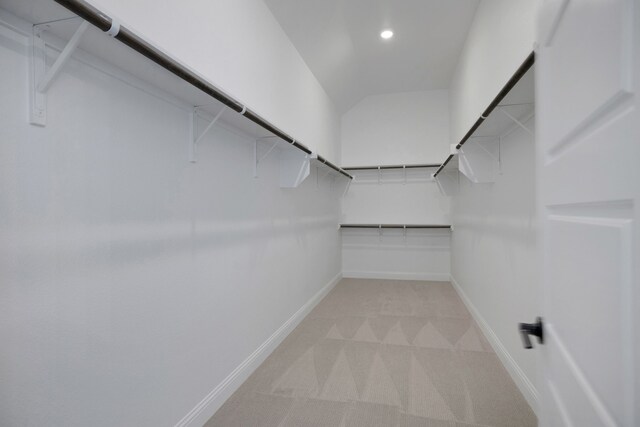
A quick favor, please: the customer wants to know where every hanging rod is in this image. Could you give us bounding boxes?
[340,224,451,229]
[432,155,455,177]
[53,0,352,180]
[342,163,440,171]
[433,51,535,178]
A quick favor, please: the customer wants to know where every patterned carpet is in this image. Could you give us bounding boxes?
[205,279,537,427]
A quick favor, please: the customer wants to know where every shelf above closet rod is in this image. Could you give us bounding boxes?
[343,164,441,171]
[53,0,353,180]
[433,51,535,178]
[340,224,451,229]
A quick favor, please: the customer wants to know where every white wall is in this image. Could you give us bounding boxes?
[447,0,539,411]
[341,90,450,166]
[450,119,538,409]
[449,0,537,144]
[341,91,451,280]
[0,14,342,427]
[87,0,341,163]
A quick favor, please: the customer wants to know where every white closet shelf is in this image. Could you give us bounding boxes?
[9,0,352,181]
[433,52,535,187]
[340,224,451,229]
[343,164,441,171]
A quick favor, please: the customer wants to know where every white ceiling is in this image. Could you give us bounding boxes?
[264,0,480,113]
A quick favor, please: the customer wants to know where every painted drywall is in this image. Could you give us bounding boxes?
[449,0,537,144]
[341,90,450,166]
[341,90,451,280]
[450,118,538,409]
[341,168,450,225]
[447,0,539,411]
[342,227,451,281]
[85,0,341,163]
[0,14,343,427]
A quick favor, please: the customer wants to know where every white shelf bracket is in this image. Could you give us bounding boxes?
[499,107,534,135]
[434,170,460,196]
[38,21,89,93]
[279,150,311,188]
[190,106,226,163]
[253,136,280,178]
[342,178,352,197]
[29,21,89,126]
[403,165,407,185]
[470,137,501,163]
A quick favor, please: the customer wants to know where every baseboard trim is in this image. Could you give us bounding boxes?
[174,272,343,427]
[342,271,450,281]
[450,275,539,414]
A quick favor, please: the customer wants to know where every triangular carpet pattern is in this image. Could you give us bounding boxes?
[414,322,452,349]
[271,348,319,398]
[319,349,359,401]
[206,279,537,427]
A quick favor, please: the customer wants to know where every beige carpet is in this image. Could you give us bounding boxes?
[205,279,537,427]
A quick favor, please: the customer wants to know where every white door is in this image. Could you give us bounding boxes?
[535,0,639,426]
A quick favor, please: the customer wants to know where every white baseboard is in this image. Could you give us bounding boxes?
[342,271,450,281]
[449,275,539,414]
[174,272,343,427]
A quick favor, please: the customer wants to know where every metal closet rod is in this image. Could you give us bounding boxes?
[433,51,535,178]
[432,154,455,177]
[53,0,353,180]
[343,163,441,171]
[340,224,451,229]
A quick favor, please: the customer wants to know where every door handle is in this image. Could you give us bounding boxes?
[519,317,544,349]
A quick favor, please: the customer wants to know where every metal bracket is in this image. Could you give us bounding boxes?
[498,107,534,135]
[469,136,501,163]
[342,178,352,197]
[189,106,226,162]
[30,21,89,126]
[254,136,280,178]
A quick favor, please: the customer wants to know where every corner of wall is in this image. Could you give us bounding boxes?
[449,274,539,415]
[174,272,343,427]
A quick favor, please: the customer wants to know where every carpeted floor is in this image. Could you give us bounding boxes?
[205,279,537,427]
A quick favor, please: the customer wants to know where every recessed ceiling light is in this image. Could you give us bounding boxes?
[380,30,394,39]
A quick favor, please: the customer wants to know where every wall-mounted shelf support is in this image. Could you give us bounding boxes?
[499,107,534,135]
[189,106,227,163]
[254,136,280,178]
[468,136,501,163]
[342,164,440,171]
[432,52,535,185]
[433,169,459,196]
[30,21,89,126]
[458,140,497,183]
[279,150,312,188]
[50,0,353,183]
[342,178,352,197]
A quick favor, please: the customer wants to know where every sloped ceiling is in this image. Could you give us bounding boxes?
[264,0,480,113]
